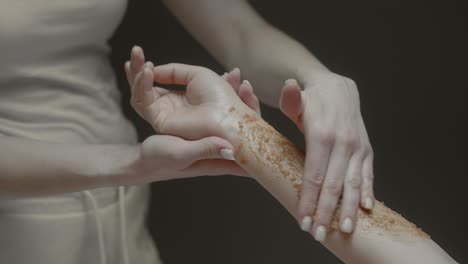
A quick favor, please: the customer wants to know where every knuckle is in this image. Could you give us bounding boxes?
[315,206,335,222]
[363,168,374,181]
[337,134,359,149]
[345,175,361,189]
[304,174,324,189]
[364,145,374,157]
[355,147,367,160]
[314,126,335,145]
[166,148,183,162]
[199,140,217,159]
[300,198,318,212]
[359,146,370,158]
[324,180,342,196]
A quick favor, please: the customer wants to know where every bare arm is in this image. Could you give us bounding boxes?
[162,0,323,106]
[0,134,241,196]
[138,63,459,264]
[0,135,136,196]
[223,110,457,264]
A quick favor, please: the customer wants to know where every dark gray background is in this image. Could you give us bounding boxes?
[109,0,467,263]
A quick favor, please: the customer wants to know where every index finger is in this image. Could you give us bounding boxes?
[297,128,333,233]
[129,46,145,86]
[153,63,210,85]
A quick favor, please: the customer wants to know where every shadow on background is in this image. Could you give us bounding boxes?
[110,1,467,263]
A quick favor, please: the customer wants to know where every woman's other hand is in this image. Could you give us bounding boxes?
[279,75,374,240]
[126,134,247,185]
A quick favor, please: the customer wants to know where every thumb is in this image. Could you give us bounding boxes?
[179,136,236,163]
[280,79,304,132]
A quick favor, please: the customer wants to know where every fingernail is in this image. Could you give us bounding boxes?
[242,80,251,86]
[232,67,240,74]
[145,61,153,68]
[284,79,298,86]
[220,149,235,161]
[300,216,312,232]
[364,197,374,209]
[314,225,327,242]
[132,45,139,53]
[341,217,353,233]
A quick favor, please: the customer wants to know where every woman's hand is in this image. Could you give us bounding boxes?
[279,74,374,240]
[127,134,247,184]
[124,46,260,141]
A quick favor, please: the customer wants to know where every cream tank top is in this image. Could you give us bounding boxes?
[0,0,136,143]
[0,1,160,263]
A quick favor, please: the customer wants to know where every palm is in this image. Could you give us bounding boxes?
[143,68,237,140]
[149,91,222,140]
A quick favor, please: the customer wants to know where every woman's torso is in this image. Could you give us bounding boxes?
[0,1,160,263]
[0,0,137,144]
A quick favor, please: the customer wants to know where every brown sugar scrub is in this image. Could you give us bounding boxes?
[224,107,457,264]
[236,113,427,238]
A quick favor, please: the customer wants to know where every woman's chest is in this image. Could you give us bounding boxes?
[0,0,127,49]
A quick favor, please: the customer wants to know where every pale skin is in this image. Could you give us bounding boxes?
[160,0,375,239]
[0,67,260,197]
[127,59,458,264]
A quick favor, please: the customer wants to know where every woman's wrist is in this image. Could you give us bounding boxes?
[218,102,257,148]
[96,143,142,187]
[301,70,356,92]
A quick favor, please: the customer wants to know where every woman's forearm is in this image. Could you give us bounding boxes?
[163,0,327,107]
[221,22,328,107]
[222,107,457,264]
[0,135,138,196]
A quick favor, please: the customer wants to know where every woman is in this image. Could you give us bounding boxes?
[0,0,375,263]
[126,55,459,263]
[0,2,258,264]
